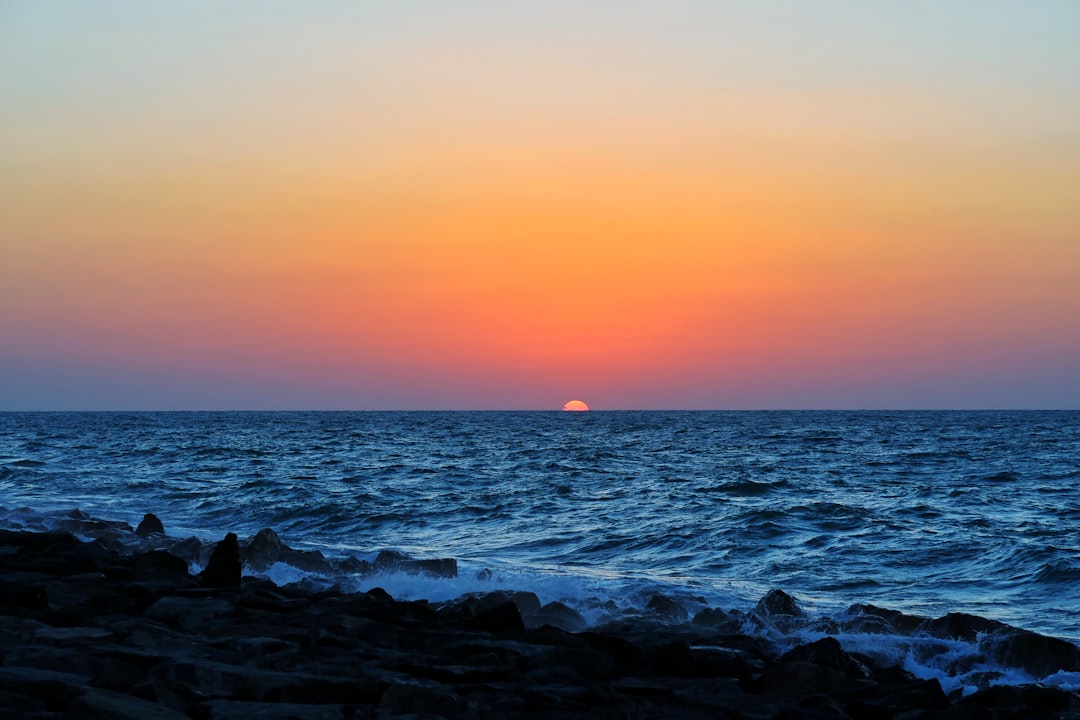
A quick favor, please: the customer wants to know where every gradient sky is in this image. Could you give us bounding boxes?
[2,1,1078,410]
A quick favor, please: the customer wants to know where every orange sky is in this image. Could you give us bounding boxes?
[2,1,1078,409]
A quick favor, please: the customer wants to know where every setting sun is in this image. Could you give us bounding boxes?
[562,400,590,412]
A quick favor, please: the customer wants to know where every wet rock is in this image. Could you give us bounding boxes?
[761,660,868,697]
[847,677,949,718]
[200,533,241,588]
[651,640,697,676]
[75,685,192,720]
[462,600,525,634]
[845,603,927,635]
[162,535,207,568]
[755,588,805,618]
[529,600,588,632]
[144,596,235,631]
[0,666,89,712]
[132,550,193,585]
[0,579,48,609]
[962,683,1080,717]
[992,629,1080,678]
[646,592,689,622]
[373,548,458,578]
[380,681,460,716]
[780,637,869,678]
[693,606,735,628]
[243,528,284,572]
[135,513,165,538]
[920,612,1009,641]
[203,699,347,719]
[333,555,371,574]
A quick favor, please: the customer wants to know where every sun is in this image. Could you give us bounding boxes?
[562,400,590,412]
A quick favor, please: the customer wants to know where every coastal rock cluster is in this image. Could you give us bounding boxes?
[2,521,1080,719]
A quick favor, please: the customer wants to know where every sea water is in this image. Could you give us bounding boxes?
[2,410,1078,691]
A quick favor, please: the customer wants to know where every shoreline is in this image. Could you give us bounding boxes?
[3,522,1080,718]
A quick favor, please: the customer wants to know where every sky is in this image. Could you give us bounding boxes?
[2,1,1078,410]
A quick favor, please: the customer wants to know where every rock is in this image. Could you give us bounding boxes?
[651,641,697,676]
[463,600,525,634]
[693,607,735,629]
[992,629,1080,678]
[847,677,950,717]
[135,513,165,538]
[646,593,689,622]
[200,533,241,588]
[844,603,927,635]
[779,637,869,678]
[761,660,867,697]
[373,549,458,578]
[75,686,192,720]
[920,612,1008,641]
[203,699,347,719]
[380,681,460,716]
[0,579,48,609]
[755,589,805,618]
[243,528,284,572]
[143,596,235,631]
[0,666,89,712]
[132,550,192,585]
[528,601,588,632]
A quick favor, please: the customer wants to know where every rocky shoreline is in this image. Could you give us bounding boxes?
[3,520,1080,719]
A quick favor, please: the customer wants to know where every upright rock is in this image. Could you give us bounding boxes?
[200,533,241,588]
[135,513,165,538]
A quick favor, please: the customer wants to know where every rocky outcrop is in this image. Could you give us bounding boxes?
[3,528,1080,719]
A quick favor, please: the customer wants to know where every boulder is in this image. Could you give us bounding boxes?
[646,593,689,623]
[135,513,165,538]
[200,533,241,588]
[779,637,869,678]
[919,612,1008,641]
[528,601,588,632]
[463,600,525,634]
[243,528,284,572]
[754,589,805,618]
[992,630,1080,678]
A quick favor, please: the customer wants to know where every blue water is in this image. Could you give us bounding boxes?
[2,410,1079,687]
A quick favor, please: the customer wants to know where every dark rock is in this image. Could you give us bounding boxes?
[200,533,242,588]
[847,677,949,718]
[0,579,48,609]
[135,513,165,538]
[646,593,689,622]
[243,528,284,572]
[845,603,927,635]
[373,548,458,578]
[780,637,869,678]
[651,640,697,676]
[75,685,193,719]
[365,586,393,601]
[962,684,1080,716]
[132,550,192,585]
[761,660,868,697]
[755,588,805,618]
[144,596,235,631]
[580,632,647,675]
[529,600,588,632]
[333,555,371,574]
[463,600,525,634]
[380,681,460,716]
[920,612,1009,641]
[0,666,89,712]
[693,606,735,628]
[992,629,1080,678]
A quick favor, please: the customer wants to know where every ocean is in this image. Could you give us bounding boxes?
[2,410,1078,693]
